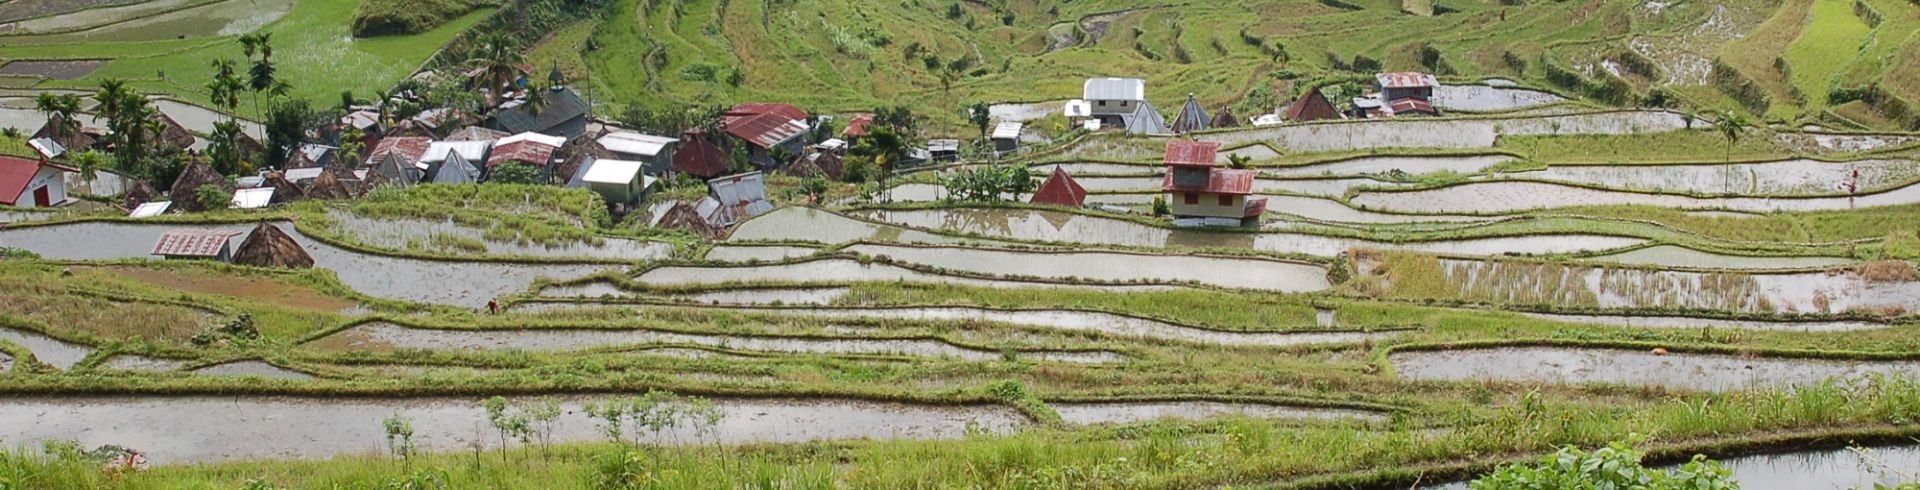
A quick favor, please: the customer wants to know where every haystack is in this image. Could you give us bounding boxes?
[262,171,305,204]
[306,169,354,200]
[232,222,313,269]
[656,202,724,240]
[168,162,232,212]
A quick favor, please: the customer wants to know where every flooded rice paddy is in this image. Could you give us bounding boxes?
[1052,401,1386,425]
[10,0,294,42]
[841,243,1330,292]
[322,210,669,261]
[0,396,1029,464]
[310,322,1120,364]
[0,222,615,307]
[1425,444,1920,489]
[856,208,1643,256]
[0,59,105,79]
[541,282,853,305]
[1520,312,1894,332]
[1262,154,1515,178]
[704,244,820,262]
[728,207,973,245]
[101,354,190,371]
[1200,111,1685,151]
[750,306,1397,347]
[1522,159,1918,196]
[0,327,90,369]
[1390,347,1920,391]
[636,258,1176,291]
[1580,245,1854,269]
[1351,179,1920,214]
[1436,258,1920,313]
[1430,84,1567,112]
[189,360,316,381]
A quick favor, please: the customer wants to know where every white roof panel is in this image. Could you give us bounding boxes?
[991,121,1024,140]
[421,141,492,167]
[129,201,171,218]
[1064,100,1092,117]
[596,132,677,157]
[229,188,275,209]
[497,131,568,148]
[1083,78,1146,101]
[582,159,646,184]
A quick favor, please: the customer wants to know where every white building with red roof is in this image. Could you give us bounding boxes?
[1162,140,1265,226]
[0,154,74,208]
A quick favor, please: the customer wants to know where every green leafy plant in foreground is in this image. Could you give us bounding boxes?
[1471,438,1735,490]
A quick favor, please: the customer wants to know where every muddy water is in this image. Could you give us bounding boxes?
[313,322,1116,364]
[1351,179,1920,214]
[1520,312,1893,332]
[1263,155,1515,178]
[727,207,971,244]
[1439,258,1920,313]
[754,307,1396,347]
[842,243,1330,292]
[705,244,819,262]
[0,396,1028,464]
[1053,401,1387,425]
[324,210,669,261]
[1427,444,1920,490]
[0,327,90,369]
[1524,159,1917,196]
[190,361,315,381]
[1581,245,1854,269]
[637,259,1176,291]
[0,222,615,307]
[858,208,1642,256]
[1390,347,1920,391]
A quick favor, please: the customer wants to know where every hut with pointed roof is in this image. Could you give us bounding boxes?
[307,169,356,200]
[1029,167,1089,207]
[1211,107,1240,129]
[232,222,313,269]
[1285,87,1340,122]
[168,162,232,212]
[1171,94,1210,133]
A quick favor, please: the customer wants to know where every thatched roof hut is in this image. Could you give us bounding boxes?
[1211,107,1240,129]
[168,162,232,212]
[262,171,305,204]
[656,202,724,240]
[306,169,355,200]
[232,222,313,269]
[123,180,156,209]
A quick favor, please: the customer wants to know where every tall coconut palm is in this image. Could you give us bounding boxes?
[466,32,525,107]
[1713,112,1748,163]
[207,58,246,121]
[33,92,82,140]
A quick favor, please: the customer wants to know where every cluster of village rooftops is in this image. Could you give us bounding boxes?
[2,71,1446,230]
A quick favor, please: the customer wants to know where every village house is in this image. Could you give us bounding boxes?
[363,136,433,186]
[990,122,1024,154]
[152,229,240,261]
[0,154,74,208]
[580,159,658,207]
[1161,140,1265,227]
[1171,94,1210,134]
[595,131,679,176]
[842,113,874,141]
[1375,72,1440,117]
[1284,86,1340,122]
[672,130,731,179]
[486,131,566,177]
[489,86,591,140]
[1029,167,1088,208]
[420,140,490,183]
[722,103,809,169]
[700,171,773,226]
[1069,77,1168,134]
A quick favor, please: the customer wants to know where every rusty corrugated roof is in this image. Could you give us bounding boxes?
[152,229,239,257]
[1164,140,1221,167]
[1162,168,1256,195]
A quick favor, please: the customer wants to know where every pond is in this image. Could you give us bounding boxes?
[309,321,1121,364]
[323,210,670,261]
[1390,347,1920,392]
[1052,401,1388,425]
[856,208,1644,257]
[636,258,1178,291]
[748,306,1398,347]
[841,243,1331,292]
[1350,179,1920,214]
[0,396,1029,464]
[0,221,617,307]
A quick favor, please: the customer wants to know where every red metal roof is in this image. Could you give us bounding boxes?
[1242,197,1268,218]
[843,113,874,137]
[1388,97,1437,115]
[724,112,806,150]
[0,155,43,205]
[727,103,808,122]
[1029,167,1088,207]
[1377,72,1437,89]
[152,229,239,257]
[672,130,730,178]
[1285,87,1339,122]
[485,139,557,169]
[1162,168,1256,195]
[363,136,432,166]
[1164,140,1221,167]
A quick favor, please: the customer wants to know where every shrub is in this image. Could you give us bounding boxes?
[352,0,497,37]
[1473,439,1735,489]
[194,184,232,213]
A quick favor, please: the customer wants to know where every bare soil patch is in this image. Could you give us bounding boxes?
[100,266,355,313]
[0,60,106,80]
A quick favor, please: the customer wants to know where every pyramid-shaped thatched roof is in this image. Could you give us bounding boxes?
[656,201,724,240]
[262,171,305,204]
[123,180,156,209]
[1211,107,1240,129]
[168,162,232,212]
[306,168,355,200]
[232,222,314,269]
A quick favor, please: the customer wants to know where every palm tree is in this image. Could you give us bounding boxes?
[1713,112,1748,163]
[33,92,82,140]
[466,32,525,107]
[207,58,246,120]
[69,150,105,188]
[209,120,247,175]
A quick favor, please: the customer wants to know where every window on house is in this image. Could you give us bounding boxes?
[1098,101,1106,107]
[1218,194,1233,206]
[1120,101,1129,107]
[1184,193,1198,205]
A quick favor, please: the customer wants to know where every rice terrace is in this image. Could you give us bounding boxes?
[4,0,1920,487]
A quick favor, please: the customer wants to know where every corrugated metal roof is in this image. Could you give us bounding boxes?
[1161,168,1256,195]
[1171,94,1210,133]
[1388,97,1437,115]
[129,201,171,218]
[672,131,730,178]
[596,132,677,157]
[493,88,589,136]
[421,141,492,167]
[1029,167,1087,207]
[486,139,557,168]
[446,126,508,142]
[496,131,567,148]
[230,187,275,209]
[28,137,63,159]
[724,112,807,149]
[1122,102,1168,134]
[1163,140,1220,167]
[152,229,239,257]
[582,159,645,184]
[1376,72,1438,89]
[727,103,807,122]
[1083,78,1146,101]
[430,153,482,183]
[991,121,1024,140]
[843,113,874,137]
[365,136,433,167]
[0,155,47,206]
